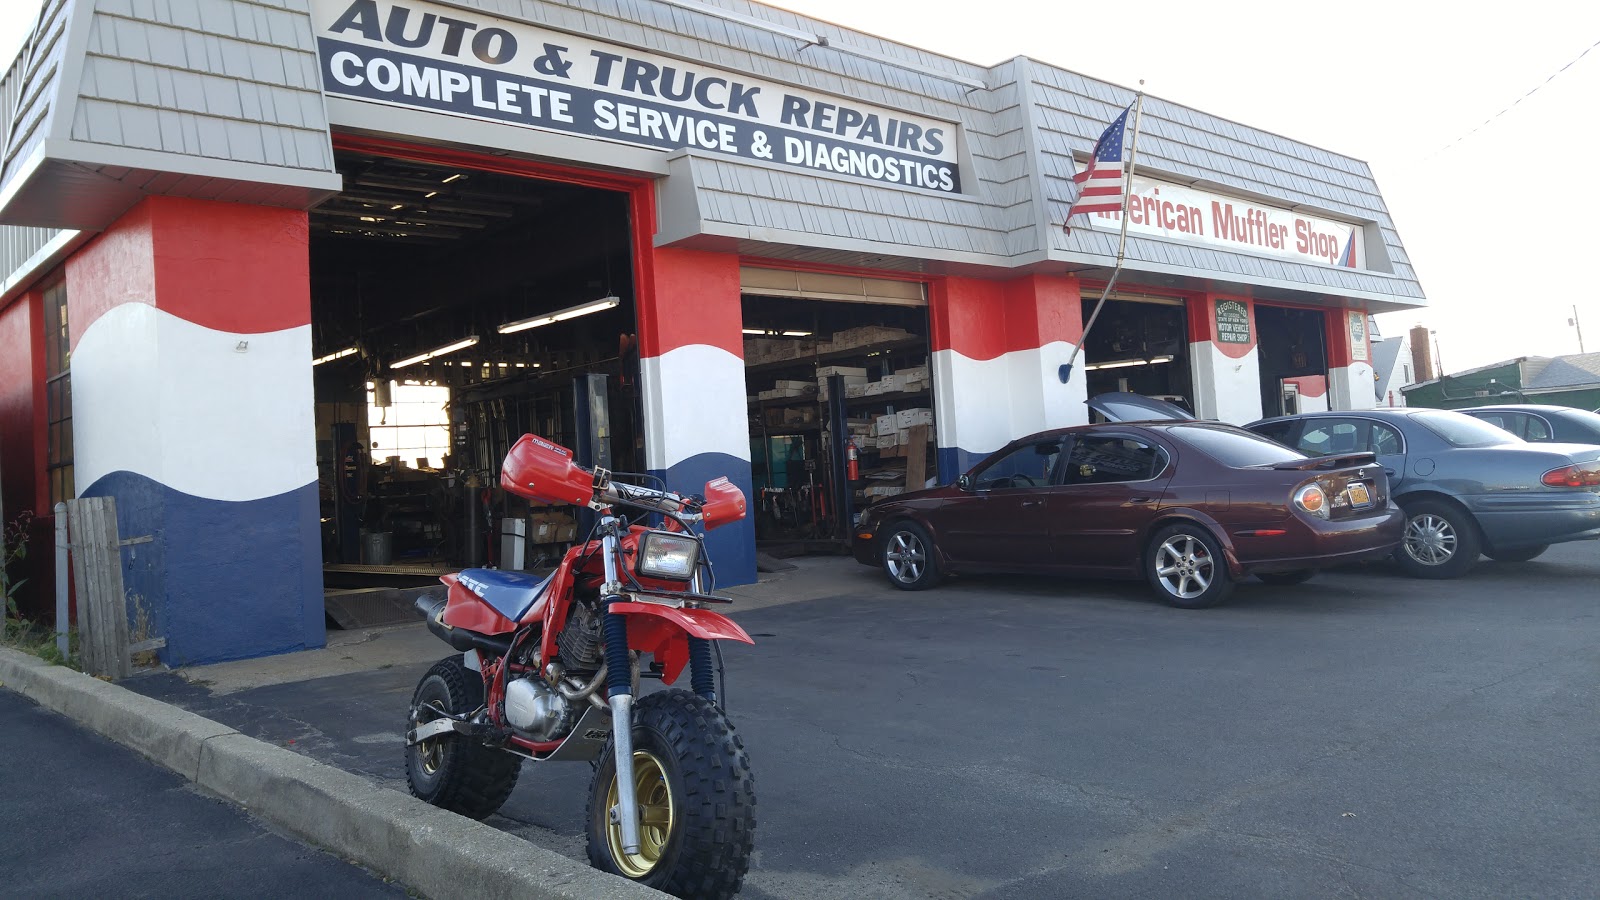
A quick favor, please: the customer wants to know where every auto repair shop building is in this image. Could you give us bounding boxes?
[0,0,1425,664]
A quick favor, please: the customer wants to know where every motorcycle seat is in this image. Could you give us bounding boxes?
[457,568,554,623]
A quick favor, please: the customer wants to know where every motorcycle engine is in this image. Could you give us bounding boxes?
[504,675,575,742]
[557,599,605,674]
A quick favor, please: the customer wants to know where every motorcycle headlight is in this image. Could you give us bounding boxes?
[636,531,700,581]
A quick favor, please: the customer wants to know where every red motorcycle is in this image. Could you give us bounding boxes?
[407,434,756,898]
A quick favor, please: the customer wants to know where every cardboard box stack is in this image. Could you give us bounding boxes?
[816,365,868,401]
[529,509,578,545]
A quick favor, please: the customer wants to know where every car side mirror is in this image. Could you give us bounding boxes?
[957,474,973,492]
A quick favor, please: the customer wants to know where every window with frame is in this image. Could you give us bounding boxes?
[44,283,73,505]
[368,382,451,469]
[1062,435,1167,485]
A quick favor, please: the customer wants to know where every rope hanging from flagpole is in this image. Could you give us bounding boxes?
[1060,84,1145,384]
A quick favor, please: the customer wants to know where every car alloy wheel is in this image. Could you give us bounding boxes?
[1155,533,1214,600]
[1145,523,1234,609]
[1403,513,1457,566]
[880,520,941,590]
[885,531,926,584]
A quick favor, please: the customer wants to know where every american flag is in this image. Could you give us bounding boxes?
[1064,105,1132,232]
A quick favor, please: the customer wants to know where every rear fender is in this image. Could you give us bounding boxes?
[1142,509,1244,577]
[610,601,754,685]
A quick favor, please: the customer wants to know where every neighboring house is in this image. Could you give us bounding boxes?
[1401,353,1600,410]
[1373,333,1414,407]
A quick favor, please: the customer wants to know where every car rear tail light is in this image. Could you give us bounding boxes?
[1542,464,1600,488]
[1293,484,1330,519]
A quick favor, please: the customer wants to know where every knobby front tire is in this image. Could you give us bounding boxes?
[586,689,756,899]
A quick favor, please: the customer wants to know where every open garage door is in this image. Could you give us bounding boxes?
[308,146,643,612]
[739,268,932,551]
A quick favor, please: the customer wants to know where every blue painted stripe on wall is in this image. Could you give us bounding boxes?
[650,451,756,588]
[937,446,989,484]
[80,471,324,666]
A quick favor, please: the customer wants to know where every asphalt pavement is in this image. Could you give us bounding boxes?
[127,542,1600,899]
[0,689,407,899]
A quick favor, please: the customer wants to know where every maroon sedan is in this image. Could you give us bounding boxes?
[852,396,1403,608]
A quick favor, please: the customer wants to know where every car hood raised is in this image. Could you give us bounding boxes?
[1088,392,1196,422]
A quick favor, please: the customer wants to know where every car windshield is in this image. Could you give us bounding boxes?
[1171,424,1308,467]
[1413,410,1524,448]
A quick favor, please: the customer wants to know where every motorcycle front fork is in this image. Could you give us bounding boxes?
[599,519,719,855]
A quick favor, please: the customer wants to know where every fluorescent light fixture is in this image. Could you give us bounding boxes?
[424,191,438,198]
[498,296,621,335]
[1083,355,1175,372]
[391,336,480,369]
[781,330,813,337]
[742,328,813,337]
[742,328,766,335]
[390,204,403,210]
[442,173,463,183]
[313,346,358,365]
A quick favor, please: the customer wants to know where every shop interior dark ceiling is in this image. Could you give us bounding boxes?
[740,293,927,338]
[308,151,635,388]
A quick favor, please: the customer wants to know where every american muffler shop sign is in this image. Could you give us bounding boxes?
[313,0,963,193]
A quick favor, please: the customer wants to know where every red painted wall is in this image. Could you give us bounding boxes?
[930,274,1084,359]
[65,196,312,348]
[0,289,53,616]
[637,247,742,359]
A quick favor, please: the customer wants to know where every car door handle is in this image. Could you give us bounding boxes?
[1130,497,1156,503]
[1384,469,1396,478]
[1021,499,1044,508]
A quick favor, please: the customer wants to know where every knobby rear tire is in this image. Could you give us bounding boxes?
[405,656,521,820]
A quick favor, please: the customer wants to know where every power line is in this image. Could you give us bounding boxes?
[1423,35,1600,161]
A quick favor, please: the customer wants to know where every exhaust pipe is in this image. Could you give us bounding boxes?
[416,593,512,657]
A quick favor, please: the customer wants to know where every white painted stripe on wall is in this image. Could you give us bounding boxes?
[1189,342,1263,425]
[641,344,752,471]
[1328,364,1377,412]
[933,342,1087,456]
[72,303,317,502]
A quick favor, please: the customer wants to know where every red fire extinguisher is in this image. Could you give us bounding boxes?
[845,439,860,481]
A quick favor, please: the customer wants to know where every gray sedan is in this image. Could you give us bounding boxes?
[1459,404,1600,445]
[1246,408,1600,578]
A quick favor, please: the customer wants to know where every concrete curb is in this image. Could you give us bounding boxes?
[0,648,665,900]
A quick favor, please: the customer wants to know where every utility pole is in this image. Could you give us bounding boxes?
[1571,305,1586,354]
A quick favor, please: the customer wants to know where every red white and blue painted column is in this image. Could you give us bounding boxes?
[67,197,323,665]
[929,274,1086,478]
[1187,294,1263,424]
[1326,308,1377,411]
[636,247,756,586]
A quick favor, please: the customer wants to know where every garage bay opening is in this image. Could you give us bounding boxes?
[1080,293,1194,414]
[739,269,932,554]
[309,146,640,626]
[1255,305,1330,417]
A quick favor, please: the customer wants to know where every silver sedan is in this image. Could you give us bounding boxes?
[1246,408,1600,578]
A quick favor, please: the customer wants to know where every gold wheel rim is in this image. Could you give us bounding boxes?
[419,734,443,775]
[605,751,675,879]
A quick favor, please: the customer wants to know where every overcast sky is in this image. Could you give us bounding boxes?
[1,1,1594,371]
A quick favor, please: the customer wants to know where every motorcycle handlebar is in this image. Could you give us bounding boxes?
[594,477,703,522]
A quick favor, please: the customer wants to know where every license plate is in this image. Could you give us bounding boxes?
[1347,482,1372,508]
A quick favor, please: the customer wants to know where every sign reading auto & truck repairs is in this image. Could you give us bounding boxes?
[1085,173,1364,270]
[312,0,962,193]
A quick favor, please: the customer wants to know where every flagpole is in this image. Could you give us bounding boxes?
[1060,84,1146,385]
